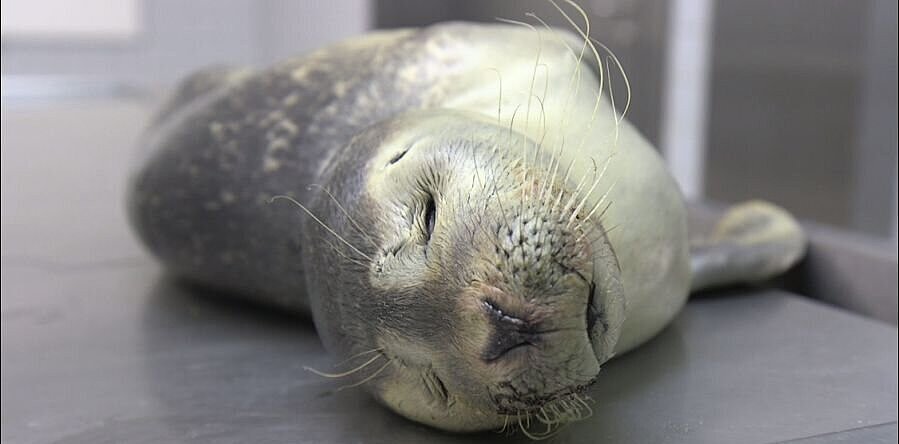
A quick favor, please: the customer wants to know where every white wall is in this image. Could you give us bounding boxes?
[2,0,141,40]
[2,0,371,90]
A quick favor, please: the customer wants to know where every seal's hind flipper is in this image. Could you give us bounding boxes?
[690,201,806,292]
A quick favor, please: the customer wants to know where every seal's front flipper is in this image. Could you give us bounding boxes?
[690,200,807,292]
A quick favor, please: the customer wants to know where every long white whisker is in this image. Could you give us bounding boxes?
[322,238,368,267]
[550,0,606,155]
[307,184,378,249]
[303,353,382,378]
[335,359,393,392]
[269,195,373,261]
[568,153,614,228]
[604,56,620,146]
[592,38,632,124]
[487,67,504,125]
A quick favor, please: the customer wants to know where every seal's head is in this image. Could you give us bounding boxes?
[303,110,624,433]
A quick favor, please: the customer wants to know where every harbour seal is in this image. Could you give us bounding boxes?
[128,15,805,436]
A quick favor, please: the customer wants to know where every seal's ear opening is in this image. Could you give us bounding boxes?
[388,147,410,165]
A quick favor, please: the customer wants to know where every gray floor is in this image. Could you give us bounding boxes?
[2,99,897,443]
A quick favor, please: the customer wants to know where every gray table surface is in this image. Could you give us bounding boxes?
[2,98,897,444]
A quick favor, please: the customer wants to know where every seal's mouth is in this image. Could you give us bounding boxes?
[491,376,598,416]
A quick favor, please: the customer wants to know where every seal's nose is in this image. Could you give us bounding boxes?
[480,299,541,362]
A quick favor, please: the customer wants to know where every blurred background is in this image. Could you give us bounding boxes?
[3,0,897,243]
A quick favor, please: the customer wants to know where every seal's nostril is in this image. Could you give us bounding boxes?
[586,281,598,333]
[483,299,526,326]
[481,299,538,362]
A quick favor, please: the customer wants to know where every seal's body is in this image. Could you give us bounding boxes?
[129,23,804,433]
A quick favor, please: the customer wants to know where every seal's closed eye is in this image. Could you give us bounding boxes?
[424,193,436,241]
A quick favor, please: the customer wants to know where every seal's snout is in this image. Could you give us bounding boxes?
[461,275,601,412]
[473,284,595,365]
